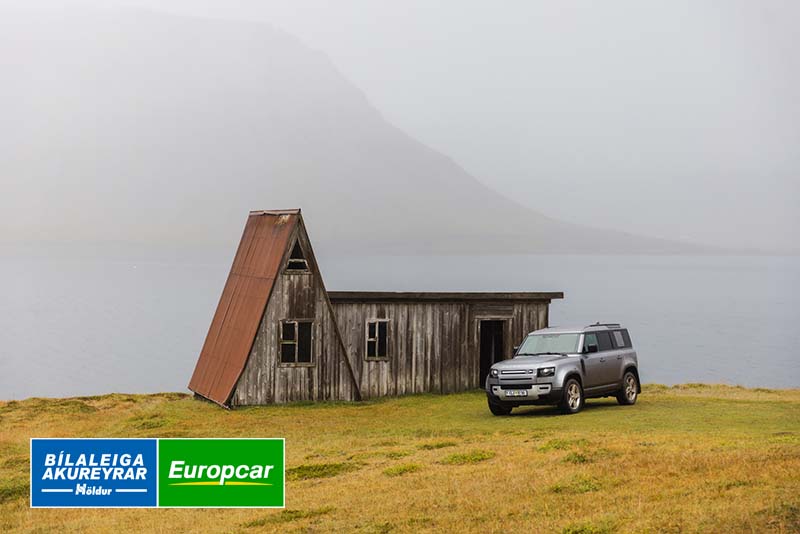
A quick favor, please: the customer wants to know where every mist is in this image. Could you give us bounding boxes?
[3,0,797,254]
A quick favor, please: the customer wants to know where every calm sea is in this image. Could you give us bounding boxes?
[1,252,798,400]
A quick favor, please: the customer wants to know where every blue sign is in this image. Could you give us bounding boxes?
[30,438,157,508]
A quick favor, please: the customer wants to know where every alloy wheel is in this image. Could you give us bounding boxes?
[626,375,637,401]
[568,382,581,410]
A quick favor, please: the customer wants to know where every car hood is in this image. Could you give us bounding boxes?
[492,354,571,370]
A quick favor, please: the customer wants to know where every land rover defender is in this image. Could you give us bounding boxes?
[485,323,640,415]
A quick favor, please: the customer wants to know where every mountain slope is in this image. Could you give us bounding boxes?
[0,7,706,254]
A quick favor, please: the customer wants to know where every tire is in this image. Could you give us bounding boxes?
[616,371,639,405]
[487,397,512,416]
[559,378,584,414]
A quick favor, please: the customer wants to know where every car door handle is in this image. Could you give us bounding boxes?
[617,355,623,360]
[599,357,606,362]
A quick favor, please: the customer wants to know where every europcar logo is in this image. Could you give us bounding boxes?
[30,438,284,508]
[167,459,274,486]
[158,438,285,507]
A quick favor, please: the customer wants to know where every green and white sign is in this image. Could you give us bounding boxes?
[157,439,285,508]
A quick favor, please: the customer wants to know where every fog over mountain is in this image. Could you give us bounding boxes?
[0,7,776,255]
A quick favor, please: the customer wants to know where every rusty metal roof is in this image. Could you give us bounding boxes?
[328,291,564,302]
[188,210,299,406]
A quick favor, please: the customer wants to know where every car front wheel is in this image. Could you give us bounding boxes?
[487,397,512,416]
[616,371,639,405]
[559,378,584,414]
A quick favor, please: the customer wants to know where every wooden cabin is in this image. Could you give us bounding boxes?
[188,210,562,407]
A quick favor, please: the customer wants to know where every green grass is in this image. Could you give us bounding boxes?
[550,474,602,494]
[539,438,589,451]
[1,384,799,533]
[0,480,28,505]
[562,519,616,534]
[439,449,496,465]
[383,450,412,459]
[383,463,422,477]
[563,451,591,464]
[417,440,457,450]
[286,462,361,480]
[243,506,335,527]
[125,412,169,430]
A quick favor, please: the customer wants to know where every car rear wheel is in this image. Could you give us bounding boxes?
[559,378,584,414]
[616,371,639,405]
[487,397,512,416]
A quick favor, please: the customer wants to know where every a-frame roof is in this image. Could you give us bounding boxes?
[188,210,301,406]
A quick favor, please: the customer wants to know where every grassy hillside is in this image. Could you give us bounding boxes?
[1,385,798,533]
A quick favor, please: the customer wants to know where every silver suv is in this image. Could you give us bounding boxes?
[485,323,640,415]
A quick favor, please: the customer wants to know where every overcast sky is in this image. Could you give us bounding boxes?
[7,0,800,251]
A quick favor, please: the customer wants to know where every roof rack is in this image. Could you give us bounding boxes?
[587,322,621,328]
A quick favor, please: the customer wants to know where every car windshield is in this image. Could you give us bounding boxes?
[517,333,580,355]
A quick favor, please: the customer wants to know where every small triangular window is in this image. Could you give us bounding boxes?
[286,241,309,272]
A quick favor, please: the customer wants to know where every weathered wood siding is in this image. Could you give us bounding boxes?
[332,300,550,399]
[231,224,357,405]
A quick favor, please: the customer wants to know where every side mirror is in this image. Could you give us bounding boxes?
[513,345,520,353]
[585,344,598,354]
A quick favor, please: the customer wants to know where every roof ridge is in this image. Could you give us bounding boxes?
[328,291,564,302]
[249,209,301,215]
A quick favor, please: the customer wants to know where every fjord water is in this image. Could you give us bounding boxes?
[1,252,797,400]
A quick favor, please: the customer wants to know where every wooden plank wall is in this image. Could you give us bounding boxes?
[230,217,552,405]
[230,231,357,406]
[332,300,550,399]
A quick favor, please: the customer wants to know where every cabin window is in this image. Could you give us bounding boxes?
[285,241,309,272]
[365,319,389,359]
[280,320,313,364]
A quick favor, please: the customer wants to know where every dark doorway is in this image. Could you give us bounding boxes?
[479,320,505,384]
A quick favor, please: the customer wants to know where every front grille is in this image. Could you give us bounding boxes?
[501,370,527,375]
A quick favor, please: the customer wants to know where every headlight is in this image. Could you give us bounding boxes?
[490,369,499,377]
[537,367,555,377]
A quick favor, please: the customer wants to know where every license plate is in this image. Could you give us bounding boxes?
[505,389,528,397]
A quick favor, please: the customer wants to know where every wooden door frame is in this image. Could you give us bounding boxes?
[475,316,512,388]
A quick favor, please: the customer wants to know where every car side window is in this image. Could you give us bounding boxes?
[583,333,598,351]
[595,331,613,351]
[621,329,632,348]
[612,330,625,348]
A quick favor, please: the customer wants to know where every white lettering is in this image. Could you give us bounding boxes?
[75,483,112,496]
[165,461,276,484]
[169,461,184,479]
[219,465,234,485]
[206,465,220,480]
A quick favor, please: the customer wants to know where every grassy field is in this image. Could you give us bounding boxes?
[1,384,799,533]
